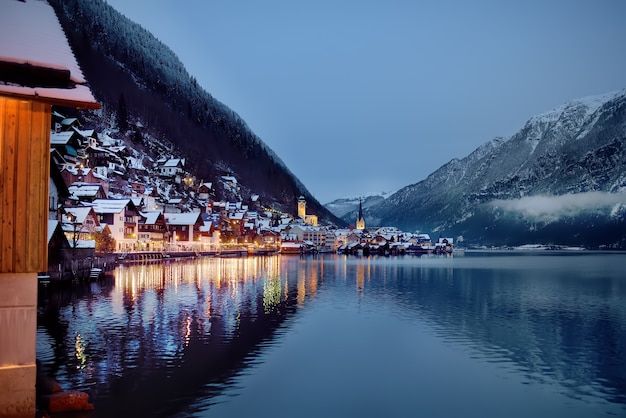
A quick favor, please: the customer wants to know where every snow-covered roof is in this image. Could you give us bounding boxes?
[140,211,162,225]
[65,206,95,224]
[164,212,201,226]
[72,127,94,138]
[162,158,184,167]
[69,239,96,249]
[0,0,98,108]
[91,199,133,214]
[50,131,74,145]
[48,220,59,244]
[68,183,103,198]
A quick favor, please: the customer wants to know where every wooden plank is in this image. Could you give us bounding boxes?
[32,102,51,271]
[14,101,30,271]
[1,98,17,272]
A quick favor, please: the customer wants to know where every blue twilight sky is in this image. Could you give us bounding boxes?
[106,0,626,204]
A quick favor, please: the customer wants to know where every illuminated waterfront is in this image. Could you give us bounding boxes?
[37,253,626,417]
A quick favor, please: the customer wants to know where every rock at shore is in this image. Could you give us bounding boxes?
[41,391,95,413]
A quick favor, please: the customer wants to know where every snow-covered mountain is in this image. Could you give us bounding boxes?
[350,90,626,248]
[324,191,393,219]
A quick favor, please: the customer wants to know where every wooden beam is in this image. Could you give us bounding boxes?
[0,98,51,273]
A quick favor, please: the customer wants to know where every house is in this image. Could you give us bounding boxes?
[61,165,99,185]
[199,216,220,251]
[85,144,123,168]
[47,220,71,281]
[50,130,83,163]
[68,182,107,202]
[289,224,325,250]
[197,182,213,200]
[164,212,204,250]
[64,206,100,238]
[138,211,168,251]
[91,199,140,251]
[0,1,99,414]
[159,158,185,179]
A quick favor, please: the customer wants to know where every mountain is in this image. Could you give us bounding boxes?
[47,0,343,225]
[324,191,393,219]
[347,90,626,248]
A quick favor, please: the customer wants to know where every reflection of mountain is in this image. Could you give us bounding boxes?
[346,255,626,404]
[36,257,325,417]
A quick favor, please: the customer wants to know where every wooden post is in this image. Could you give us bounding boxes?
[0,97,51,416]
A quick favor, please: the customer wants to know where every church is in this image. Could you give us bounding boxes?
[356,198,365,230]
[297,196,318,226]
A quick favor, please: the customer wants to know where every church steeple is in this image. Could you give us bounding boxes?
[356,197,365,230]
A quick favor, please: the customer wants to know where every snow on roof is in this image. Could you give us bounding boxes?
[69,239,95,249]
[65,206,94,224]
[0,0,98,108]
[162,158,184,167]
[140,211,162,225]
[68,183,102,198]
[73,127,94,138]
[50,131,74,145]
[91,199,132,214]
[48,220,59,244]
[164,212,201,225]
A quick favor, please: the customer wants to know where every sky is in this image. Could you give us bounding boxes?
[106,0,626,204]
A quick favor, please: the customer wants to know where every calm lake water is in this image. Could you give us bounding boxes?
[37,252,626,417]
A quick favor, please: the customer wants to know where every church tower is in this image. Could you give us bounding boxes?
[356,198,365,230]
[298,195,306,219]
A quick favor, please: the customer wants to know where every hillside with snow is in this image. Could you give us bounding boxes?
[350,90,626,248]
[47,0,343,225]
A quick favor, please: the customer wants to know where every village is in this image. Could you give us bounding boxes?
[46,110,453,282]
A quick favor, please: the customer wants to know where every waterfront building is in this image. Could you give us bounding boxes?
[92,199,141,251]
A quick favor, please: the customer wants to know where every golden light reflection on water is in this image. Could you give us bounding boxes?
[74,333,87,369]
[111,256,320,337]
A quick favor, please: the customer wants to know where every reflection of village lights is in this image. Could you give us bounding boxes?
[75,333,87,368]
[184,315,191,346]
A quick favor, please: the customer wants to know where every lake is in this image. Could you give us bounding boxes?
[36,252,626,417]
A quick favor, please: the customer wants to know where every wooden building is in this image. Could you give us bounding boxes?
[0,1,98,415]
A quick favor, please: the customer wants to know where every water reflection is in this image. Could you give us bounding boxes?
[329,254,626,408]
[37,256,324,417]
[37,253,626,417]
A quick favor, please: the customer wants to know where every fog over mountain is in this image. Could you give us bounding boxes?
[341,90,626,248]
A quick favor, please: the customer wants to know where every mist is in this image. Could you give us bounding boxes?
[489,192,626,222]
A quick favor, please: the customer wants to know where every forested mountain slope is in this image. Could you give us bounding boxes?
[48,0,342,224]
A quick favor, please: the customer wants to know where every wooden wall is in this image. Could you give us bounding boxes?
[0,97,51,273]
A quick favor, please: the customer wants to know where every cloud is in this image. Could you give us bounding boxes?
[488,192,626,222]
